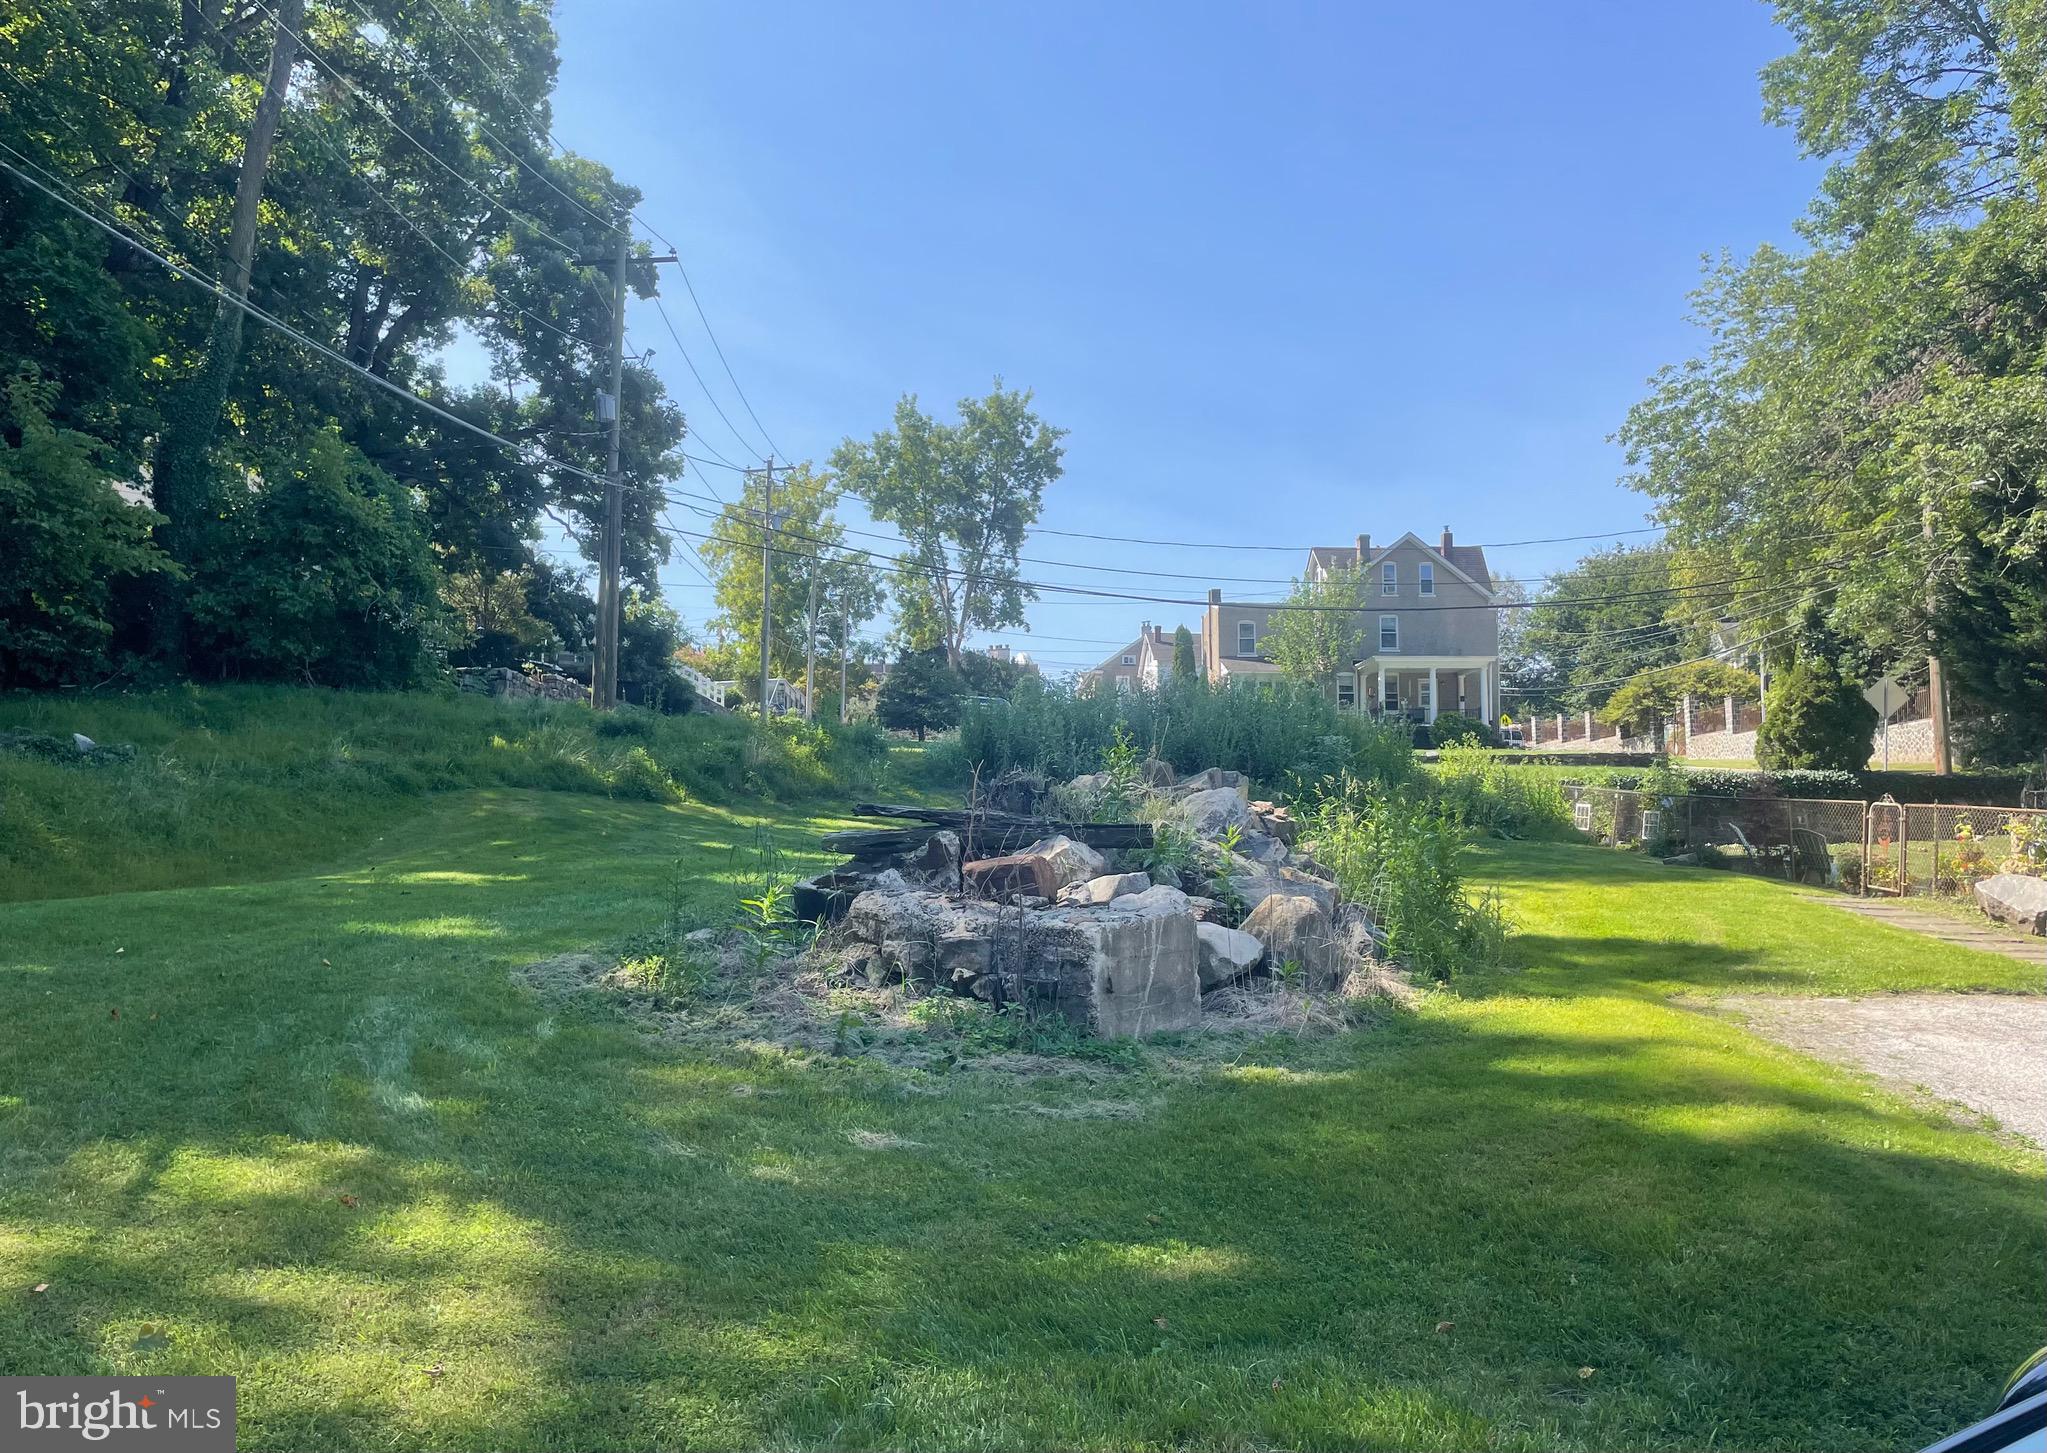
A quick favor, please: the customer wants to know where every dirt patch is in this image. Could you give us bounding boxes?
[1716,993,2047,1143]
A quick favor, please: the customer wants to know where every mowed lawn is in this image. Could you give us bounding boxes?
[1,796,2041,1451]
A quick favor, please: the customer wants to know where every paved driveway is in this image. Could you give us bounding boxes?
[1719,993,2047,1143]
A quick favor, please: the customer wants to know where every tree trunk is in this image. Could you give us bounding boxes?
[148,0,305,667]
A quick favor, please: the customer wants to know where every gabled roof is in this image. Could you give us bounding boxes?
[1306,545,1359,577]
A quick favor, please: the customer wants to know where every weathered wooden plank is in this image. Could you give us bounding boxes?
[850,802,1152,851]
[819,826,938,857]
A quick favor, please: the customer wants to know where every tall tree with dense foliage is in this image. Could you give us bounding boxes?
[1262,565,1367,699]
[1619,0,2046,765]
[1172,624,1197,681]
[0,0,692,687]
[875,651,963,740]
[831,384,1065,668]
[1517,547,1688,712]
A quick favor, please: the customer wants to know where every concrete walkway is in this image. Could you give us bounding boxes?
[1828,897,2046,965]
[1720,993,2047,1142]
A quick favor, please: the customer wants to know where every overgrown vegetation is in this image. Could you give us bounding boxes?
[0,686,891,900]
[953,675,1413,786]
[1296,771,1512,980]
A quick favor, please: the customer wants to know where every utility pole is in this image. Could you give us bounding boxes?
[803,554,821,721]
[593,222,628,710]
[1925,503,1952,774]
[585,231,677,709]
[839,606,850,725]
[758,457,781,715]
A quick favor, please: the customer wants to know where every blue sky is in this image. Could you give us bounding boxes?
[489,2,1821,675]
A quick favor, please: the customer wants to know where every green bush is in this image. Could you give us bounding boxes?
[1756,656,1878,772]
[954,677,1413,789]
[1427,712,1497,748]
[1297,772,1509,980]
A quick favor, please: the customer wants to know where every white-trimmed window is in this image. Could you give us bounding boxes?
[1237,621,1257,655]
[1336,672,1356,709]
[1121,654,1135,666]
[1381,561,1398,595]
[1419,562,1434,596]
[1378,614,1399,651]
[1418,676,1432,711]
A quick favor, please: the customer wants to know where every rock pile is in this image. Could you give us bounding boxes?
[452,663,586,703]
[815,760,1384,1038]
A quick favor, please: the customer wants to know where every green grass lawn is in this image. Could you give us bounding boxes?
[1,752,2041,1447]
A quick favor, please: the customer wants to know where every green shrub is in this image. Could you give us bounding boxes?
[1428,711,1497,748]
[1297,772,1511,980]
[1756,656,1878,771]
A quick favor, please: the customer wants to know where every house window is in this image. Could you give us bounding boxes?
[1237,621,1256,655]
[1419,563,1434,596]
[1378,614,1399,651]
[1121,654,1135,667]
[1337,672,1356,709]
[1418,676,1432,711]
[1381,561,1398,595]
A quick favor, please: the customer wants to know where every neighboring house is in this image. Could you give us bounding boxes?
[1201,529,1501,723]
[1079,623,1201,694]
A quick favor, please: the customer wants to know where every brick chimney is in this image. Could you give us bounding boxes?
[1440,527,1454,551]
[1355,533,1368,560]
[1207,587,1222,605]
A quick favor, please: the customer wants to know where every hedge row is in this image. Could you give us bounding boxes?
[1559,764,2030,805]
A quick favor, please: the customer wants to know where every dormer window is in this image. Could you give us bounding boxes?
[1237,621,1257,655]
[1381,561,1398,595]
[1419,563,1434,596]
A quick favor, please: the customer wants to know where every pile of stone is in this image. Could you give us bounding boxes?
[452,662,586,703]
[805,758,1384,1039]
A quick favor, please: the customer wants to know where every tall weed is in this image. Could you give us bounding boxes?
[1299,771,1511,980]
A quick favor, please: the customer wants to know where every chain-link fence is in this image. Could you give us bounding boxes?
[1561,786,2047,900]
[1898,802,2047,901]
[1563,785,1867,890]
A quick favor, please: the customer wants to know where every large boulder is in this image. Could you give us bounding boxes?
[980,769,1049,817]
[1020,834,1109,889]
[964,833,1106,902]
[1236,830,1291,866]
[1033,900,1201,1037]
[1177,787,1257,840]
[1138,757,1178,788]
[1060,871,1152,906]
[1976,873,2047,936]
[1195,921,1264,989]
[1223,856,1339,917]
[1114,883,1193,916]
[1240,893,1342,989]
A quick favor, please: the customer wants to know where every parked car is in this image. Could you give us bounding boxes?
[1921,1348,2047,1452]
[1498,724,1525,748]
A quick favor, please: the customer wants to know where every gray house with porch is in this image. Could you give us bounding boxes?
[1199,529,1500,723]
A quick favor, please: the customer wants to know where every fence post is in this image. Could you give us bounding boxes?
[1898,804,1911,897]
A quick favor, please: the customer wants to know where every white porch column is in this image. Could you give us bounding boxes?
[1428,667,1439,724]
[1377,662,1386,717]
[1479,662,1491,724]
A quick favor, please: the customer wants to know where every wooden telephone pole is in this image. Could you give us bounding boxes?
[589,227,676,709]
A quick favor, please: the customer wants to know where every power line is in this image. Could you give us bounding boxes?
[648,294,767,468]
